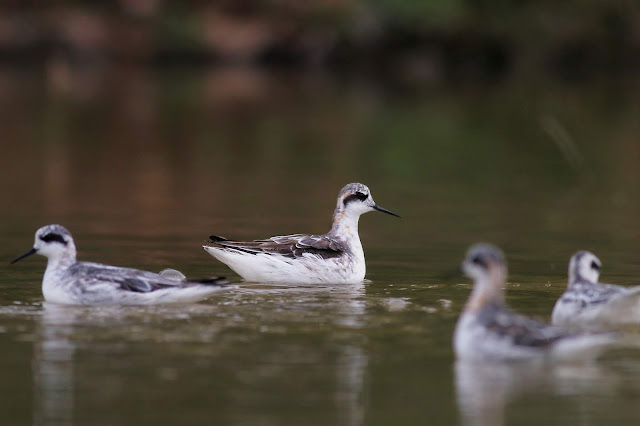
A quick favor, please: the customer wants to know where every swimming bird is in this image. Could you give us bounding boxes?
[11,224,230,305]
[203,182,400,284]
[552,251,640,327]
[454,244,618,362]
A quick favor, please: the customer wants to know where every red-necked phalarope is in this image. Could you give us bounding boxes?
[454,244,618,362]
[11,224,230,305]
[552,251,640,327]
[203,182,400,284]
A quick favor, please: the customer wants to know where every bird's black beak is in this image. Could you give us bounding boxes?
[373,204,401,218]
[11,248,37,264]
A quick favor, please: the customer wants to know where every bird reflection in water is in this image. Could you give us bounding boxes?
[455,359,623,426]
[33,304,79,426]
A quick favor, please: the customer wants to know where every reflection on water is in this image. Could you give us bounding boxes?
[34,305,76,426]
[336,344,366,426]
[29,284,369,425]
[455,359,630,426]
[333,283,367,426]
[455,354,640,426]
[456,360,606,426]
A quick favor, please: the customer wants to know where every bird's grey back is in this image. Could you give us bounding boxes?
[67,261,220,293]
[475,302,572,348]
[561,280,628,308]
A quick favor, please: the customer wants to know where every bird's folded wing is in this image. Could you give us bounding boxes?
[206,234,344,259]
[486,309,572,348]
[72,262,227,293]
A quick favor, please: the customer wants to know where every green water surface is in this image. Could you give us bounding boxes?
[1,69,640,425]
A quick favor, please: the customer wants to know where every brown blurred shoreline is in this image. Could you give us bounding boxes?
[0,2,638,81]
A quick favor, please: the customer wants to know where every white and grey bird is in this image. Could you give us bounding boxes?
[11,224,230,305]
[203,183,400,284]
[552,251,640,327]
[454,244,619,362]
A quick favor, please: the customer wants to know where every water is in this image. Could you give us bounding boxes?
[2,67,640,425]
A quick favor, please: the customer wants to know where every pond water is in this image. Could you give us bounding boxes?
[1,67,640,425]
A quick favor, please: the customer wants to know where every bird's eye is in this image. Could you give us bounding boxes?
[471,256,486,267]
[591,261,601,271]
[39,233,67,245]
[343,191,369,205]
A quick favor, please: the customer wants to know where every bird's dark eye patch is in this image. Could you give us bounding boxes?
[343,191,369,206]
[39,233,68,246]
[591,261,601,271]
[471,255,487,268]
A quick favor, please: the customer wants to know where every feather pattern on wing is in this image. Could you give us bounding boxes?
[206,234,345,260]
[478,303,574,348]
[558,280,628,309]
[68,262,228,294]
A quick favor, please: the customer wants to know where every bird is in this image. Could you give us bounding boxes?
[11,224,230,305]
[552,251,640,327]
[454,243,619,362]
[203,182,400,284]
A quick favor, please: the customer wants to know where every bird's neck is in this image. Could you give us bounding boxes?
[45,249,77,271]
[568,271,597,288]
[465,277,505,313]
[329,210,361,241]
[568,268,579,287]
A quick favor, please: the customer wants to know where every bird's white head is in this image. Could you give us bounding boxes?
[462,243,507,308]
[568,250,601,285]
[332,182,399,221]
[11,224,77,266]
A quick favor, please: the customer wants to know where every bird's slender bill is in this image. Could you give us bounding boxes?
[373,204,401,218]
[11,248,37,264]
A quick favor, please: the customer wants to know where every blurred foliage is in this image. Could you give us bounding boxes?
[0,0,636,76]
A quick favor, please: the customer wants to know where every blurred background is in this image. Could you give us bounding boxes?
[0,1,639,75]
[1,0,639,245]
[2,2,640,425]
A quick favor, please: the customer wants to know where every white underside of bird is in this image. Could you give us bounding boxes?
[203,243,365,284]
